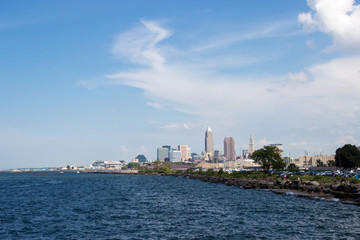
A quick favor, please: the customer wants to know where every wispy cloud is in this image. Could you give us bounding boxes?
[112,19,171,69]
[161,123,191,130]
[100,15,360,154]
[146,102,162,109]
[77,80,98,89]
[190,20,297,53]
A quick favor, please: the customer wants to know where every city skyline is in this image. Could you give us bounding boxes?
[1,0,360,169]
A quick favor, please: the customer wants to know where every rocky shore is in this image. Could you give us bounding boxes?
[175,173,360,205]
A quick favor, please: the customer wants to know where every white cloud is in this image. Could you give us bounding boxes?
[288,71,310,84]
[138,144,148,155]
[183,123,190,130]
[299,0,360,51]
[105,19,360,155]
[306,39,316,49]
[112,19,171,68]
[162,123,191,130]
[257,138,272,148]
[146,102,162,109]
[191,20,294,53]
[120,145,127,153]
[289,141,308,146]
[336,135,357,146]
[77,80,98,89]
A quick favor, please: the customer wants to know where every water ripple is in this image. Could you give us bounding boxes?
[1,173,360,239]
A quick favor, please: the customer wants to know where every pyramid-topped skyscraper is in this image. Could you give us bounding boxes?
[205,126,214,159]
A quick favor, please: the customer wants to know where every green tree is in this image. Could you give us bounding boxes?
[327,160,336,167]
[316,159,325,167]
[251,145,285,171]
[335,144,360,169]
[157,165,171,173]
[127,162,140,169]
[287,163,299,171]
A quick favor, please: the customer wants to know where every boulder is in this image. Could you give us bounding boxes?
[330,184,341,191]
[310,181,320,186]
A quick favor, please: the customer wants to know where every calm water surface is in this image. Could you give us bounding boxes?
[1,173,360,239]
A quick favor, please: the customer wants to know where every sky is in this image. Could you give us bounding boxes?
[1,0,360,169]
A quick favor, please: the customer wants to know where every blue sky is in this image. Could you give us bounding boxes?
[1,0,360,169]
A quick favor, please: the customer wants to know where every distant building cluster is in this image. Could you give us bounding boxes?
[152,126,262,170]
[86,126,338,171]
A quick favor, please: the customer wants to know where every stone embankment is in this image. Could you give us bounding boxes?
[177,173,360,205]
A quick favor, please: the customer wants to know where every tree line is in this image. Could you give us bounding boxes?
[252,144,360,170]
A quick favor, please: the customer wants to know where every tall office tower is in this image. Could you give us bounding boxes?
[224,137,235,161]
[157,146,170,161]
[205,126,214,159]
[178,145,189,161]
[169,149,182,162]
[249,134,255,155]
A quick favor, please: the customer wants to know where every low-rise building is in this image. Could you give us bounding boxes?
[298,154,335,168]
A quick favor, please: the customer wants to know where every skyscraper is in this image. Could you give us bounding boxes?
[178,145,189,161]
[249,134,255,155]
[224,137,235,161]
[157,146,170,161]
[169,149,182,162]
[205,126,213,159]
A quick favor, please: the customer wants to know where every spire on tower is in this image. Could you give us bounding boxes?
[249,133,255,155]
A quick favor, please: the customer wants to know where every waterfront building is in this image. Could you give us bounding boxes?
[103,161,125,169]
[169,149,182,162]
[205,126,214,159]
[135,155,147,163]
[91,161,105,168]
[178,145,189,161]
[157,146,170,161]
[249,134,255,155]
[91,161,125,169]
[224,137,236,161]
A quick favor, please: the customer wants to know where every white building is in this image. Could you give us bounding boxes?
[170,150,182,162]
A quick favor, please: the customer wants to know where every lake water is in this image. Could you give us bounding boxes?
[1,173,360,239]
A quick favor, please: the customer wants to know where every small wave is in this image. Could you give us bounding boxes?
[331,198,340,202]
[286,192,294,195]
[47,180,64,184]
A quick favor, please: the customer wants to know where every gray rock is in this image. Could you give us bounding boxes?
[310,181,320,186]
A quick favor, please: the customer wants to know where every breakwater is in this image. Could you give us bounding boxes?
[177,173,360,205]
